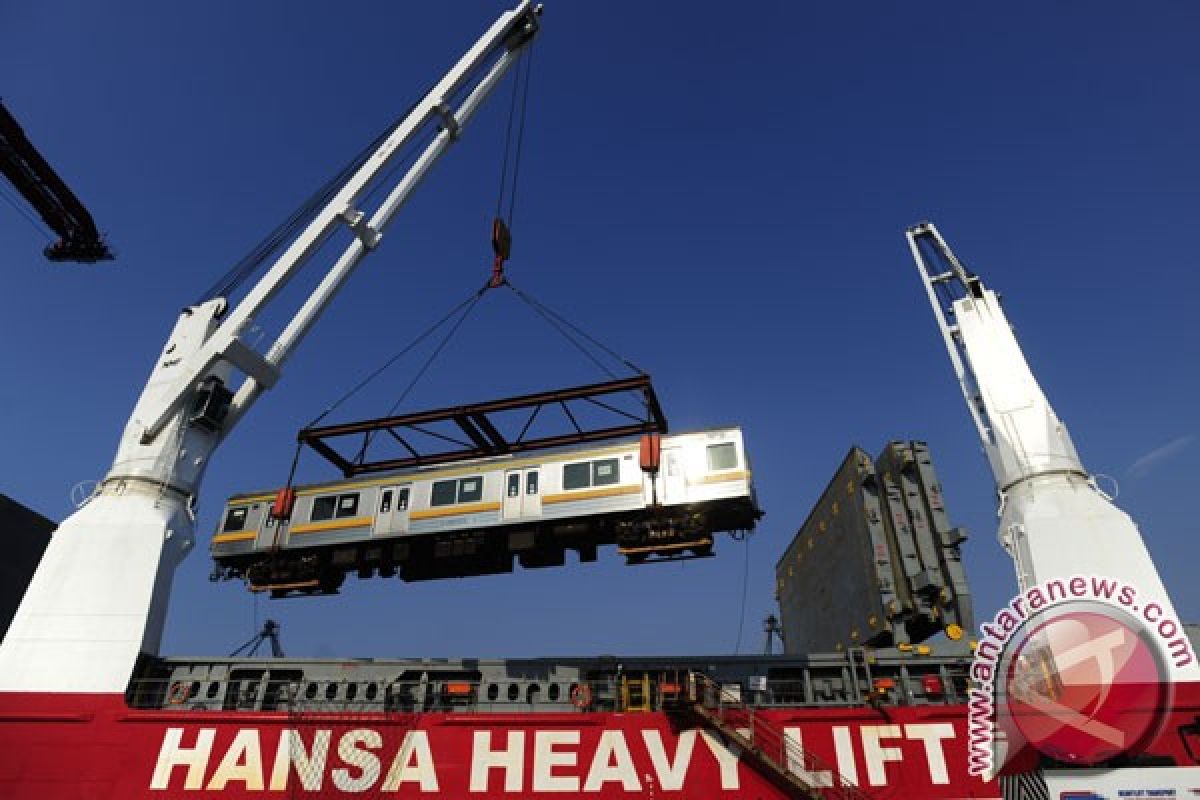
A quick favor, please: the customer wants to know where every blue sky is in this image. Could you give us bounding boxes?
[1,1,1198,659]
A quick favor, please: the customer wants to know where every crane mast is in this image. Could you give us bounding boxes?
[0,2,540,695]
[908,222,1195,679]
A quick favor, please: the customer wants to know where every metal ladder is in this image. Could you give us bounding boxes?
[682,672,874,800]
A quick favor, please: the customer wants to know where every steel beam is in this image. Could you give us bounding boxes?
[299,375,667,476]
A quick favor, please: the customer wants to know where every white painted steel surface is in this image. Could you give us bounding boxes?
[0,3,539,694]
[909,222,1196,679]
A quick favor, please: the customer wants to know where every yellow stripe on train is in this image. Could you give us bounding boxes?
[289,516,376,535]
[212,530,258,545]
[697,470,751,484]
[542,484,643,505]
[409,501,503,521]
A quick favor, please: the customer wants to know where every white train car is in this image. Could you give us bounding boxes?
[211,427,760,595]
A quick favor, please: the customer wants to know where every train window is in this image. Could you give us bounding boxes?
[432,480,457,507]
[397,488,410,511]
[526,471,539,495]
[507,474,520,498]
[593,459,619,486]
[335,493,360,518]
[563,462,590,490]
[565,459,619,490]
[222,506,248,532]
[707,443,738,471]
[458,477,482,504]
[380,490,393,514]
[311,496,337,522]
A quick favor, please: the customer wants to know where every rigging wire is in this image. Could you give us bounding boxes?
[301,287,486,430]
[494,49,522,221]
[351,287,488,464]
[0,182,52,241]
[494,43,534,231]
[281,284,490,490]
[733,533,752,654]
[376,290,487,421]
[278,40,644,473]
[504,41,534,235]
[506,281,645,377]
[286,273,647,477]
[298,46,552,434]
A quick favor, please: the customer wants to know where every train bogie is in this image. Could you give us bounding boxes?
[210,428,760,595]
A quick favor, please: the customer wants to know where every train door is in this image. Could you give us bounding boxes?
[374,484,411,535]
[502,468,541,520]
[661,448,687,505]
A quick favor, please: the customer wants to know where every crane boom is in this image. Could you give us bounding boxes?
[908,222,1087,491]
[908,222,1196,679]
[0,3,541,695]
[0,100,114,263]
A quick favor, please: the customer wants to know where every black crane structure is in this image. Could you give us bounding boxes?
[0,100,113,263]
[229,619,285,658]
[763,614,785,656]
[300,375,667,478]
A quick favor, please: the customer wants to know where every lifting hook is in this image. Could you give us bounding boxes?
[490,216,512,288]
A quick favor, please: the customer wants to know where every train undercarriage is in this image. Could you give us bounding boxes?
[214,498,760,597]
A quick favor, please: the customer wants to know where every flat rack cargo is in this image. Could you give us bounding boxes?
[776,441,972,653]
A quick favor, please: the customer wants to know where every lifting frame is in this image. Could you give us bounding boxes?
[298,375,668,477]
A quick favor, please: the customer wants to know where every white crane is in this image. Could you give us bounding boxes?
[0,2,541,694]
[907,222,1196,680]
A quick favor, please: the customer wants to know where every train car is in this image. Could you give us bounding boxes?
[210,427,761,595]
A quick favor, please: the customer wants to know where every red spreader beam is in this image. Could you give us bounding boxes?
[299,375,667,477]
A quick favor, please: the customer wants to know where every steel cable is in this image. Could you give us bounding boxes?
[506,282,645,377]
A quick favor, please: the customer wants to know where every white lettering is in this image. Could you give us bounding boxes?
[470,730,524,792]
[583,731,640,791]
[149,721,959,795]
[784,727,833,788]
[862,724,903,786]
[269,729,330,791]
[904,723,954,785]
[207,729,264,790]
[699,730,741,790]
[832,726,858,786]
[150,727,215,790]
[381,730,438,792]
[332,729,381,792]
[641,729,695,791]
[533,730,579,792]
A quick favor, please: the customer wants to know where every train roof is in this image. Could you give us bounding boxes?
[227,425,747,503]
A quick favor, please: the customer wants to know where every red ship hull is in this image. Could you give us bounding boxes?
[0,692,998,798]
[6,683,1200,797]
